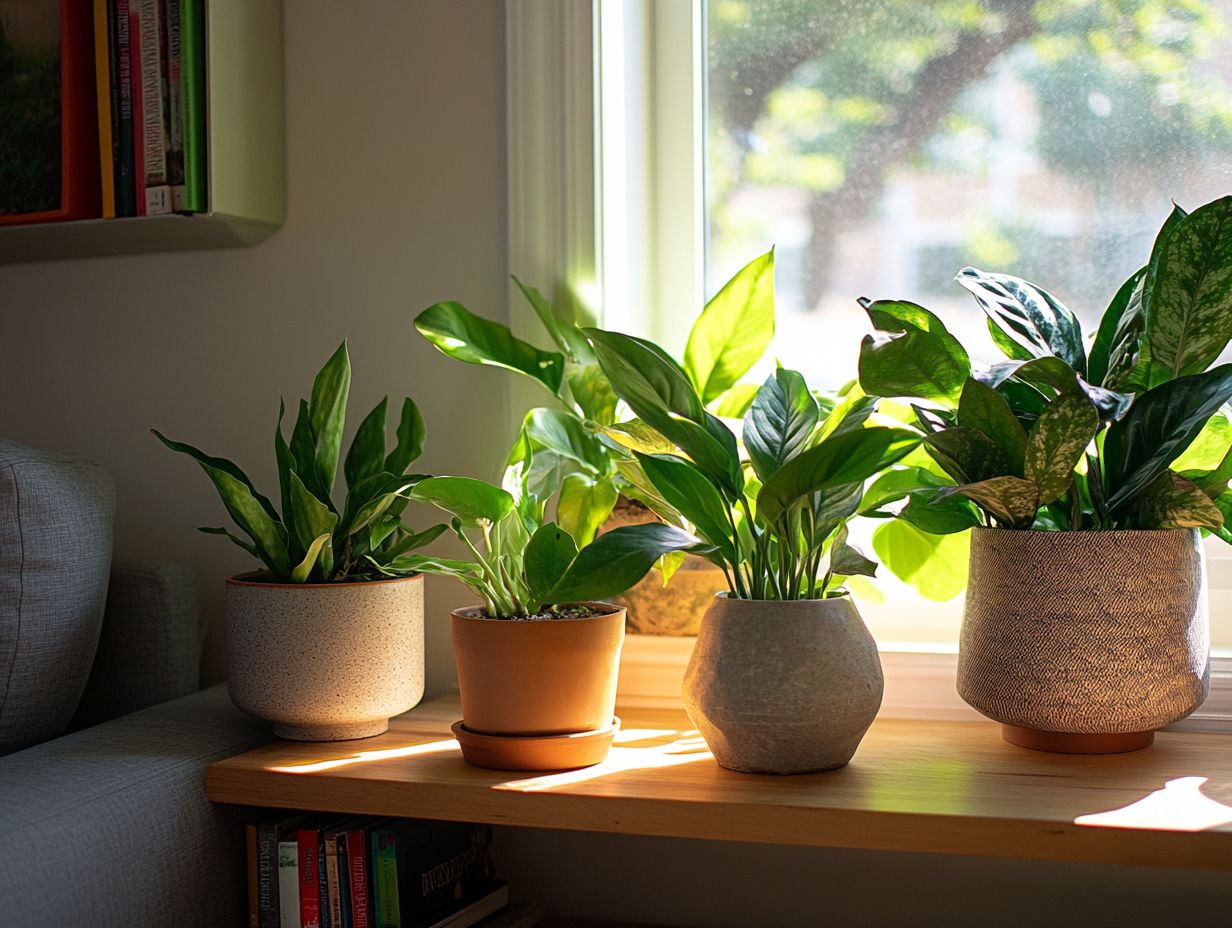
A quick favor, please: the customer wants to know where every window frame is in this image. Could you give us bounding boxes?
[505,0,1232,730]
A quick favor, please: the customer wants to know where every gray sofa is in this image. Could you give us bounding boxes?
[0,440,269,927]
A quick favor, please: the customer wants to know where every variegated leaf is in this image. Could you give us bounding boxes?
[1131,471,1224,531]
[934,476,1040,529]
[1024,393,1099,505]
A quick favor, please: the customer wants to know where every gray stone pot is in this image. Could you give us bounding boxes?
[683,595,884,774]
[226,573,425,741]
[959,528,1210,752]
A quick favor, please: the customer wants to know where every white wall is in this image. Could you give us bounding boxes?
[0,0,511,690]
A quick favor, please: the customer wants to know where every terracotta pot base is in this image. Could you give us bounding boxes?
[1002,724,1154,754]
[451,718,620,771]
[274,719,390,742]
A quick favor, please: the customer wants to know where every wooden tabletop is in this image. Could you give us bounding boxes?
[205,696,1232,871]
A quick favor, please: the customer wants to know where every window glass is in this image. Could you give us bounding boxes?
[705,0,1232,648]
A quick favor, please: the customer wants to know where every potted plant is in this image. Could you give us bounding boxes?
[581,322,918,774]
[155,342,445,741]
[413,251,776,635]
[860,196,1232,753]
[396,448,707,771]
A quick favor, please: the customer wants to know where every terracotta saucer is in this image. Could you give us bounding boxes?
[1002,724,1154,754]
[451,718,621,771]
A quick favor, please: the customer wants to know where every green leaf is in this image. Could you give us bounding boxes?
[289,399,320,498]
[378,554,484,581]
[545,523,710,604]
[385,397,425,475]
[309,341,351,500]
[858,467,951,514]
[525,522,580,606]
[684,249,775,403]
[152,429,281,523]
[524,407,608,474]
[857,299,971,406]
[200,464,290,575]
[955,268,1085,375]
[711,382,761,419]
[601,419,678,456]
[985,316,1035,362]
[1024,393,1099,505]
[923,427,1011,485]
[1147,196,1232,379]
[197,525,259,559]
[828,526,877,579]
[1103,365,1232,513]
[274,400,296,543]
[934,476,1040,529]
[342,473,422,539]
[1180,445,1232,499]
[899,491,982,535]
[556,473,619,547]
[871,520,969,601]
[743,369,819,483]
[1130,471,1223,531]
[291,533,332,583]
[410,476,514,525]
[415,301,565,396]
[757,427,919,524]
[1089,267,1147,387]
[957,378,1027,475]
[377,522,449,560]
[344,397,388,491]
[567,362,619,426]
[289,469,339,563]
[1171,410,1232,472]
[512,276,594,362]
[636,453,737,561]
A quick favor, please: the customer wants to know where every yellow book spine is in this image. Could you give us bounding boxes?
[93,0,116,218]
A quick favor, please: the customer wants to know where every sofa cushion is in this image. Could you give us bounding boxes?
[0,439,115,755]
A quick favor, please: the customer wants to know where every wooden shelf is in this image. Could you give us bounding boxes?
[205,696,1232,872]
[0,0,284,264]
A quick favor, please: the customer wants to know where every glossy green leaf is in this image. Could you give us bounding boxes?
[199,464,290,575]
[957,378,1027,475]
[291,533,332,583]
[1024,393,1099,505]
[385,397,425,475]
[344,397,388,490]
[342,472,422,538]
[899,491,982,535]
[289,399,320,498]
[411,476,514,526]
[711,382,761,419]
[524,407,608,474]
[934,476,1040,529]
[309,341,351,499]
[415,301,565,396]
[601,419,678,456]
[1130,471,1224,531]
[858,467,950,514]
[289,469,339,572]
[1089,266,1147,387]
[512,275,591,361]
[556,473,619,547]
[545,523,710,604]
[684,250,775,403]
[566,362,619,426]
[857,299,971,406]
[872,520,969,602]
[923,427,1011,485]
[378,522,449,560]
[197,525,259,559]
[1180,445,1232,498]
[828,526,877,579]
[152,429,281,522]
[525,522,579,605]
[743,369,819,483]
[757,427,918,524]
[1147,196,1232,379]
[956,268,1085,374]
[1103,364,1232,513]
[636,453,737,561]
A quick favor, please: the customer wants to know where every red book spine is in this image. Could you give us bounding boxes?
[127,0,146,213]
[297,830,321,928]
[346,829,370,928]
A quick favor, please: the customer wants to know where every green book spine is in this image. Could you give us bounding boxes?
[371,830,400,928]
[179,0,206,211]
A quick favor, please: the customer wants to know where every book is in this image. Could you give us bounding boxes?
[368,821,496,928]
[318,836,332,928]
[297,827,323,928]
[0,0,101,224]
[258,822,281,928]
[111,0,136,215]
[371,826,398,927]
[246,824,260,928]
[427,883,508,928]
[178,0,205,211]
[132,0,170,213]
[325,827,348,928]
[162,0,184,209]
[346,827,372,928]
[278,838,300,928]
[91,0,115,216]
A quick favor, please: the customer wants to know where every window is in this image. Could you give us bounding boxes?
[505,2,1232,716]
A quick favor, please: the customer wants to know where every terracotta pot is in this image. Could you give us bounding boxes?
[451,603,625,736]
[603,498,725,636]
[683,595,884,774]
[958,528,1210,753]
[226,573,424,741]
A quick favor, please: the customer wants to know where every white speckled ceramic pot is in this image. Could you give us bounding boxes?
[226,573,424,741]
[683,595,884,774]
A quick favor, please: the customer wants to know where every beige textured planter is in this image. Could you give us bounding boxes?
[683,595,884,774]
[603,498,725,635]
[958,528,1210,753]
[226,573,425,741]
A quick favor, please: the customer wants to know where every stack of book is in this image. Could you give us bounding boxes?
[93,0,207,217]
[248,815,508,928]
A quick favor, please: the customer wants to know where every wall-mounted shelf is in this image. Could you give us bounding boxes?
[0,0,284,264]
